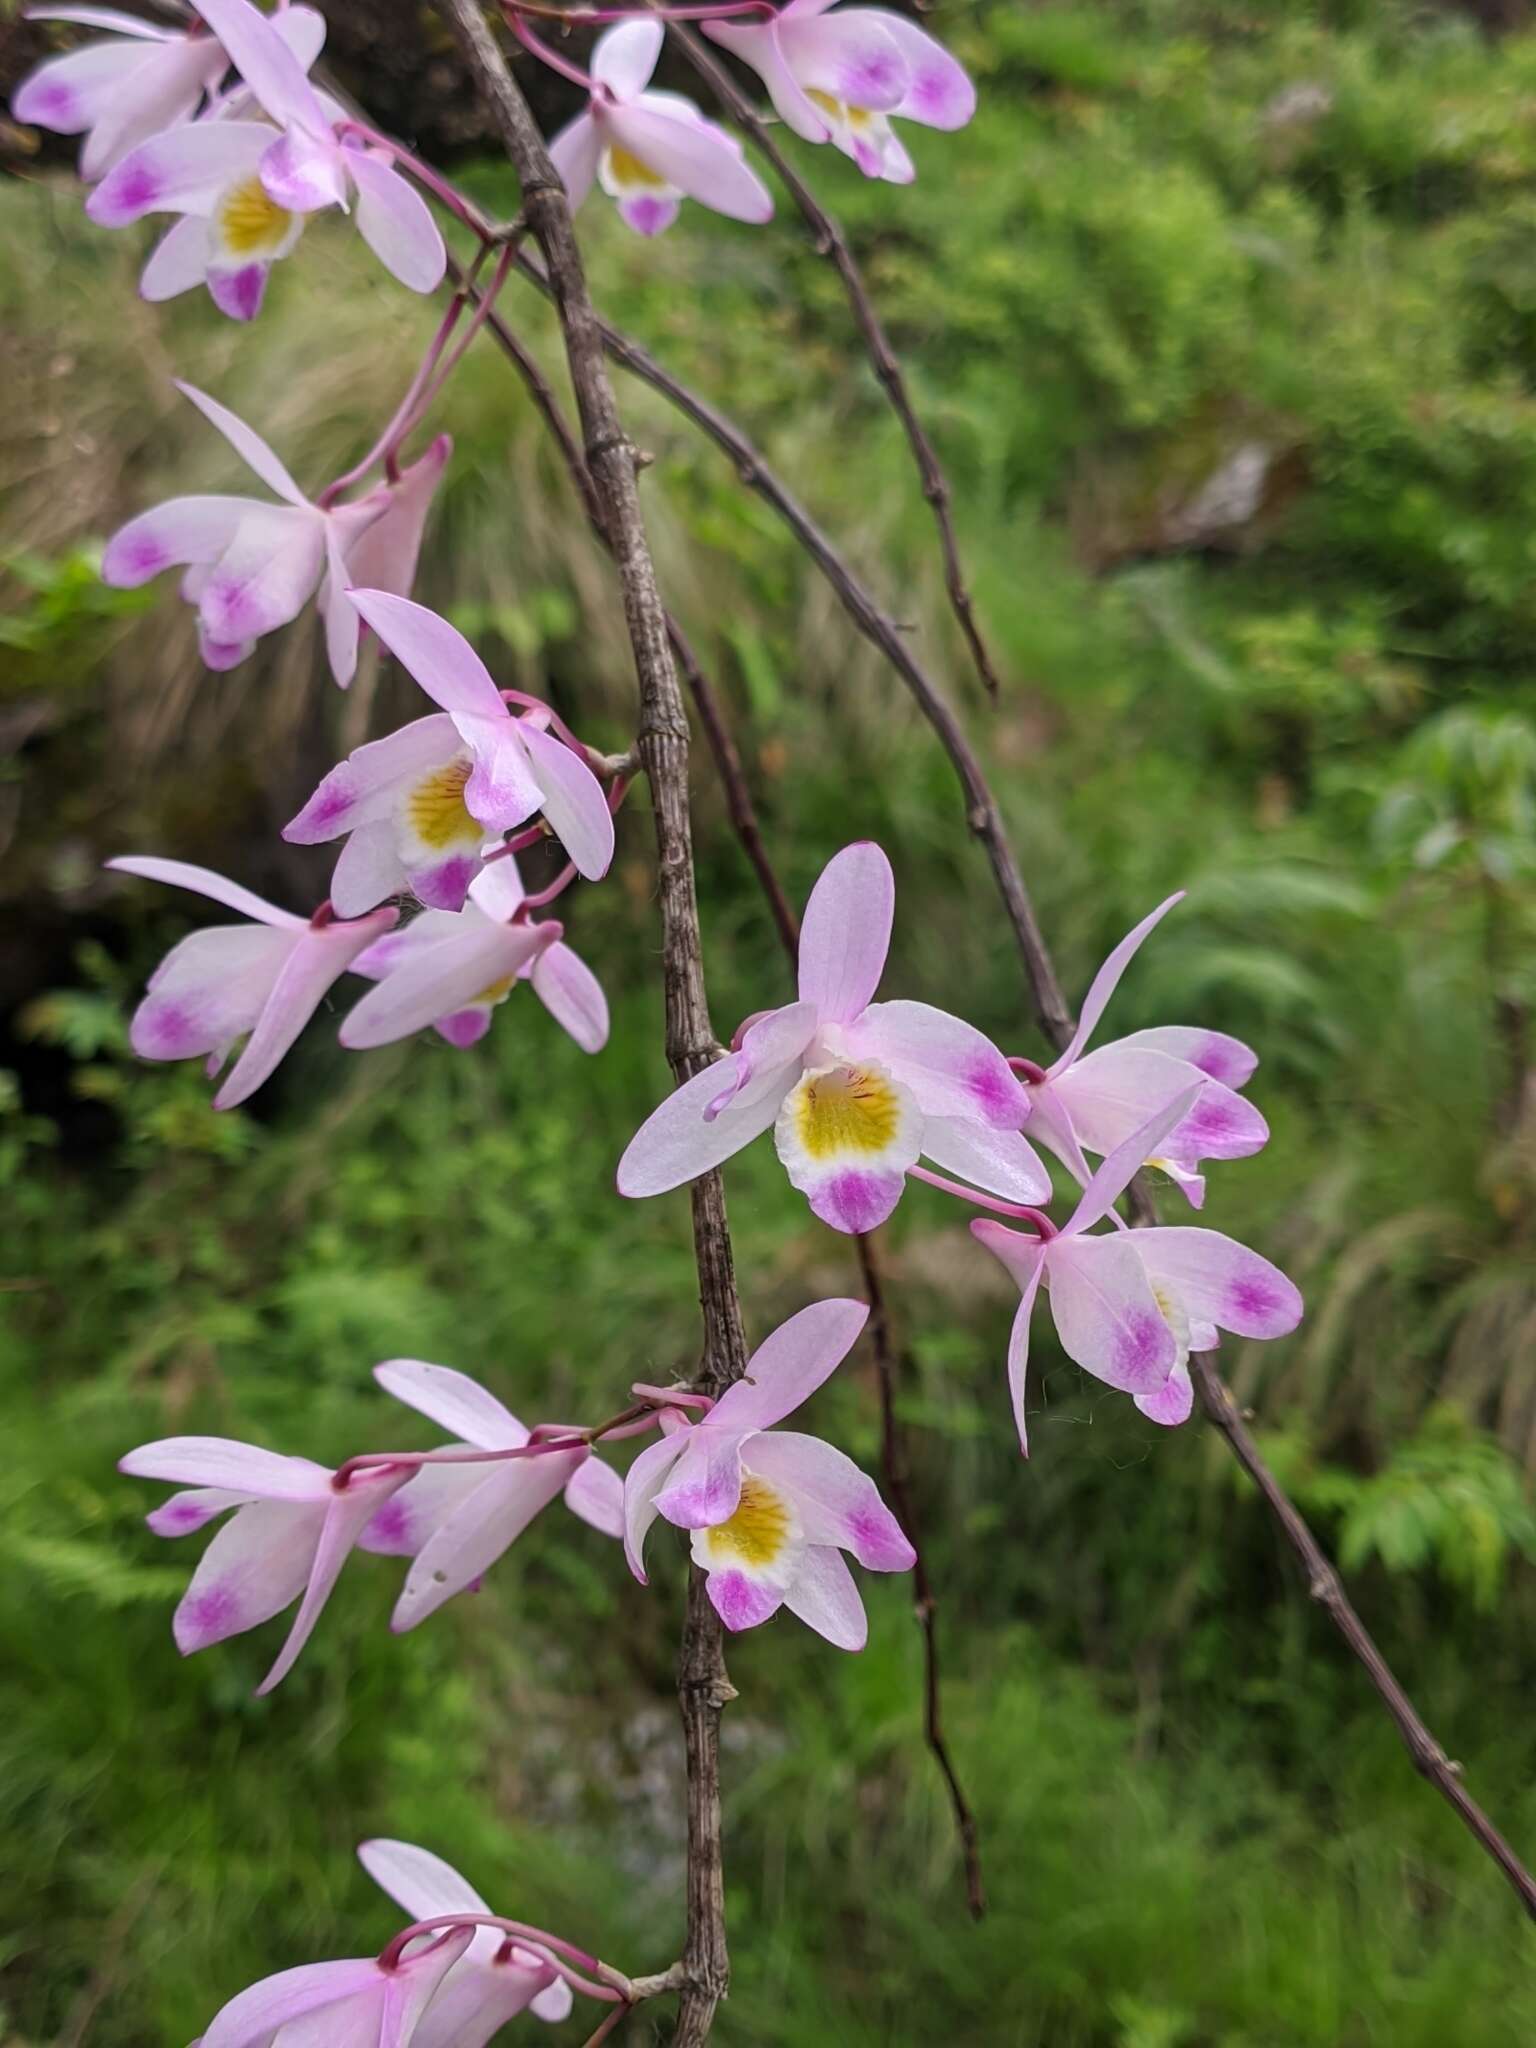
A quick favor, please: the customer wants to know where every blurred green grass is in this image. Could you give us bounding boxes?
[5,0,1536,2040]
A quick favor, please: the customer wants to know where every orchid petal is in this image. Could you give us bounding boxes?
[172,1497,321,1654]
[1047,1234,1178,1396]
[563,1454,625,1538]
[27,7,175,37]
[121,1436,329,1498]
[348,589,505,720]
[86,118,272,224]
[14,39,151,136]
[548,110,600,209]
[1135,1362,1194,1427]
[194,0,332,137]
[742,1431,912,1570]
[175,378,309,506]
[392,1451,584,1631]
[1047,892,1185,1075]
[346,145,447,291]
[339,919,549,1050]
[140,213,212,299]
[529,941,608,1054]
[146,1486,246,1538]
[195,505,326,645]
[328,821,406,920]
[700,20,829,141]
[654,1426,750,1530]
[1111,1025,1258,1090]
[257,1464,406,1692]
[1063,1087,1202,1236]
[373,1358,527,1452]
[852,998,1028,1128]
[339,433,451,607]
[617,1046,802,1197]
[216,910,397,1109]
[285,714,462,844]
[970,1221,1045,1453]
[783,1544,867,1650]
[200,1959,387,2048]
[797,840,892,1023]
[622,1432,687,1581]
[127,923,294,1064]
[776,13,909,112]
[918,1115,1052,1203]
[591,17,664,98]
[603,100,773,223]
[1053,1046,1267,1163]
[857,10,977,127]
[705,1568,784,1631]
[1131,1228,1303,1340]
[107,854,304,928]
[101,495,250,586]
[357,1459,483,1557]
[517,720,613,880]
[709,1297,869,1434]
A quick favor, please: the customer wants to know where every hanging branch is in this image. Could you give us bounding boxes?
[508,246,1077,1048]
[664,18,1004,703]
[503,225,1536,1928]
[435,5,749,2036]
[450,259,985,1918]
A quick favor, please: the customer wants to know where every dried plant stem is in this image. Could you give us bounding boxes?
[509,245,1075,1046]
[437,5,748,2034]
[457,267,985,1914]
[667,20,1003,702]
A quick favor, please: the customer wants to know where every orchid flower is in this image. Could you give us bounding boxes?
[624,1298,914,1646]
[342,590,616,882]
[102,385,447,683]
[1019,894,1269,1209]
[195,1926,474,2048]
[972,1092,1303,1449]
[702,0,975,184]
[619,841,1048,1234]
[11,4,319,182]
[108,856,396,1110]
[358,1840,574,2041]
[343,863,608,1053]
[122,1434,411,1694]
[355,1358,624,1633]
[86,0,444,316]
[548,20,773,236]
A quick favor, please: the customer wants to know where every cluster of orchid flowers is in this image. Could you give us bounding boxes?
[16,3,1306,2038]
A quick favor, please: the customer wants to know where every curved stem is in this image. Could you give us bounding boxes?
[908,1165,1054,1233]
[506,11,596,90]
[377,1913,626,1998]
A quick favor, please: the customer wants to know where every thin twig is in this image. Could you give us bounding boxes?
[459,272,984,1912]
[509,246,1076,1048]
[437,4,748,2036]
[668,20,1004,702]
[1190,1352,1536,1921]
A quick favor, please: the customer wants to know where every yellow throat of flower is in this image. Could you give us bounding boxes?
[407,757,477,850]
[704,1475,792,1570]
[215,175,296,258]
[790,1062,903,1161]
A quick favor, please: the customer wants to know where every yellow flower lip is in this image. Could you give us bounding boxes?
[789,1060,904,1162]
[407,757,478,850]
[699,1475,793,1571]
[605,144,668,192]
[214,174,296,259]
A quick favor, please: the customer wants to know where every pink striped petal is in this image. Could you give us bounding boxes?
[783,1544,867,1649]
[86,118,272,224]
[374,1357,526,1451]
[518,720,613,880]
[1131,1228,1303,1340]
[709,1297,869,1433]
[564,1453,624,1538]
[852,999,1028,1128]
[257,1463,407,1693]
[742,1431,912,1570]
[215,908,397,1109]
[622,1432,688,1581]
[530,940,608,1053]
[591,18,664,97]
[777,12,908,112]
[346,144,447,292]
[602,99,773,222]
[1047,892,1185,1076]
[391,1452,584,1631]
[797,840,892,1023]
[1046,1234,1177,1396]
[121,1435,330,1498]
[107,854,304,928]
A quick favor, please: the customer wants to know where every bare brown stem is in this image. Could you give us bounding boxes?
[667,20,1004,702]
[436,5,747,2034]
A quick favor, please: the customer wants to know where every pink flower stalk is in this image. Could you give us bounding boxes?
[972,1091,1303,1449]
[10,4,319,182]
[702,0,974,183]
[341,590,616,880]
[1019,894,1269,1209]
[108,855,396,1109]
[358,1840,574,2040]
[194,1925,474,2048]
[121,1434,412,1694]
[549,20,773,236]
[101,384,448,683]
[85,0,444,317]
[356,1358,624,1632]
[343,863,608,1053]
[624,1298,914,1646]
[618,840,1048,1234]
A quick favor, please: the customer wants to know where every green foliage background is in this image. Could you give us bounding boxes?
[4,1,1536,2041]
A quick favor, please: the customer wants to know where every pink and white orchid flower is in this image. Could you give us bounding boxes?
[122,1433,411,1694]
[11,4,296,181]
[102,385,447,683]
[344,863,608,1053]
[343,590,615,881]
[358,1840,574,2039]
[356,1358,624,1633]
[972,1091,1303,1449]
[548,20,773,237]
[108,855,396,1109]
[618,841,1048,1234]
[195,1925,474,2048]
[702,0,975,184]
[624,1298,914,1647]
[86,0,444,316]
[1020,894,1269,1209]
